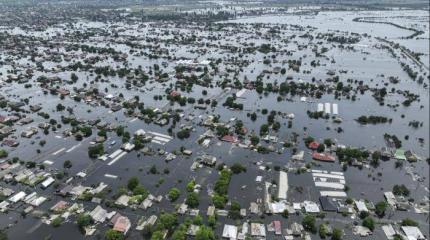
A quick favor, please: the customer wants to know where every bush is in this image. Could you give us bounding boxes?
[105,229,124,240]
[77,214,93,229]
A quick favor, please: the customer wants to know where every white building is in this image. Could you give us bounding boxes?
[222,225,238,239]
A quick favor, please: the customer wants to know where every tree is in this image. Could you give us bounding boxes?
[393,185,410,196]
[171,225,187,240]
[259,124,269,136]
[208,215,217,228]
[250,135,259,145]
[212,194,227,209]
[282,209,289,218]
[193,215,203,225]
[127,177,139,191]
[151,231,164,240]
[216,126,229,137]
[133,184,148,196]
[359,210,369,219]
[158,213,177,230]
[214,169,232,196]
[0,229,7,240]
[228,201,241,220]
[168,188,181,202]
[302,214,317,233]
[393,235,404,240]
[177,129,191,139]
[317,144,325,153]
[371,151,381,167]
[319,224,328,238]
[272,121,281,131]
[304,136,315,146]
[71,73,78,82]
[77,214,93,229]
[281,68,286,74]
[362,217,375,231]
[186,192,199,208]
[0,149,8,158]
[250,112,257,121]
[401,218,418,227]
[52,217,62,227]
[195,226,215,240]
[105,229,124,240]
[63,160,72,169]
[230,163,246,174]
[79,126,92,137]
[56,103,65,111]
[375,201,387,218]
[323,138,333,147]
[186,180,196,192]
[332,228,343,240]
[88,144,104,158]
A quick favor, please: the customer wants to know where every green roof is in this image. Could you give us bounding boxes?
[394,149,406,160]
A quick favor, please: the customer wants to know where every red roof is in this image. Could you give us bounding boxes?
[57,89,70,95]
[2,139,18,147]
[51,200,68,211]
[170,91,180,97]
[273,221,282,235]
[113,216,131,233]
[221,135,238,143]
[0,163,11,170]
[308,141,320,150]
[312,152,335,162]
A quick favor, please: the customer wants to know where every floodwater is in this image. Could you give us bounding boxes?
[0,9,428,240]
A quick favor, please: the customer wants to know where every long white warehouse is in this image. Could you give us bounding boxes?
[277,171,288,200]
